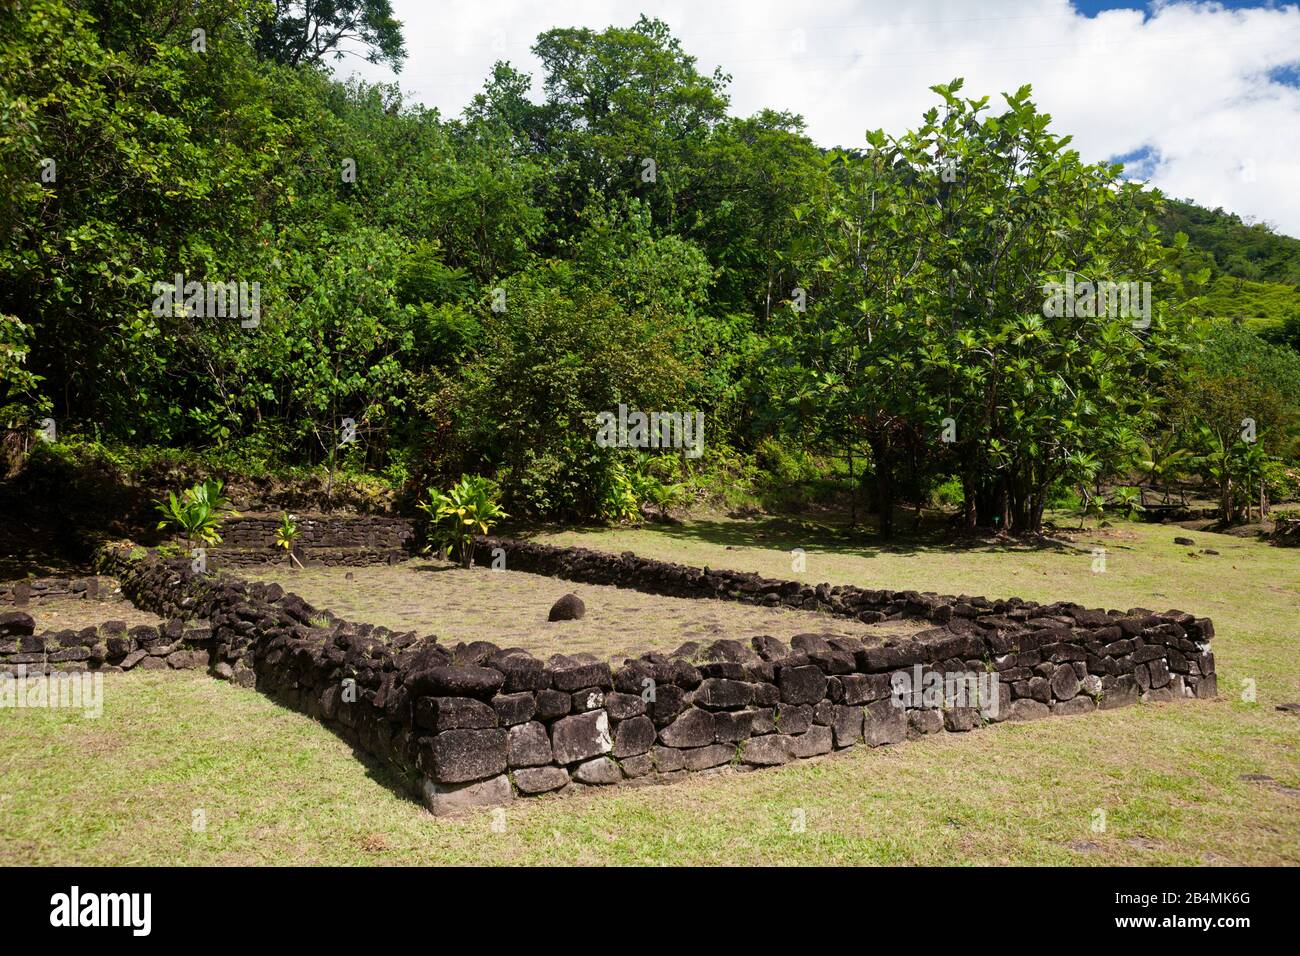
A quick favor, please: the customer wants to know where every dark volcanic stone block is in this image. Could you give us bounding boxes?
[512,766,569,794]
[650,745,685,772]
[548,659,613,692]
[791,724,833,758]
[423,729,507,784]
[0,611,35,637]
[548,593,586,622]
[497,655,548,692]
[535,688,571,721]
[613,715,656,758]
[862,699,907,746]
[550,710,613,764]
[571,687,605,712]
[908,709,944,735]
[1099,674,1140,710]
[682,744,733,772]
[740,734,796,766]
[657,707,715,748]
[775,703,813,735]
[648,684,687,726]
[942,707,981,732]
[415,696,497,732]
[573,757,622,785]
[1050,664,1080,701]
[492,691,536,726]
[713,709,755,743]
[408,665,504,700]
[840,672,893,705]
[778,664,827,705]
[604,691,645,720]
[831,704,864,748]
[694,677,753,710]
[507,721,552,767]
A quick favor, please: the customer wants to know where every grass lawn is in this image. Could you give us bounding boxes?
[1,516,1296,865]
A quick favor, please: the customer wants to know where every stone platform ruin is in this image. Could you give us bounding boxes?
[0,532,1220,815]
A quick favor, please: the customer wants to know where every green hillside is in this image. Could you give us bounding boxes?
[1158,197,1300,286]
[1198,275,1300,332]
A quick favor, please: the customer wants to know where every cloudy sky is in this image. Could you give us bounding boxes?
[342,0,1300,237]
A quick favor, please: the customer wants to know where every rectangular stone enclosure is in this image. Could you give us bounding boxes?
[18,535,1218,816]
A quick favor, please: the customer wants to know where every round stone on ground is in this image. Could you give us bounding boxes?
[548,593,585,622]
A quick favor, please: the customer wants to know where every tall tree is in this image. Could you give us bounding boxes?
[254,0,406,71]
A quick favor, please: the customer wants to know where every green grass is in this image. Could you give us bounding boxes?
[1,516,1296,865]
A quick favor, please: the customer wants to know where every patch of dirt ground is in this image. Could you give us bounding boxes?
[245,559,925,662]
[21,597,167,632]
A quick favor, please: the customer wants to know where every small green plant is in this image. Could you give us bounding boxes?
[275,512,303,568]
[418,474,507,567]
[599,457,688,523]
[155,478,237,549]
[1107,485,1145,520]
[598,460,642,523]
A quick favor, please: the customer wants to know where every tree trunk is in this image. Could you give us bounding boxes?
[876,467,894,538]
[961,474,977,531]
[848,446,857,528]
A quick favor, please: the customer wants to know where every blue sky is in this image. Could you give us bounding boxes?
[344,1,1300,236]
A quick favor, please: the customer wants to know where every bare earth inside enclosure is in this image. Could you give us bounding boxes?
[244,559,926,662]
[21,597,167,633]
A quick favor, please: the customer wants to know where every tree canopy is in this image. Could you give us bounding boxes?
[3,1,1296,530]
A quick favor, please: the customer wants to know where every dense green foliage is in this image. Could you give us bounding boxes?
[3,1,1298,531]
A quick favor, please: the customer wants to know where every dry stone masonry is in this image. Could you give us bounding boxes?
[1,575,123,607]
[0,611,216,675]
[72,535,1218,816]
[208,513,413,567]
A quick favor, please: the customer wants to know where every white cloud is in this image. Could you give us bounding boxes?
[342,0,1300,237]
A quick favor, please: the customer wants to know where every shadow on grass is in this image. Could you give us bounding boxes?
[506,512,1084,561]
[255,681,423,810]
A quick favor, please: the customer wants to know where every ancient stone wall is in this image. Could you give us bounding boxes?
[0,611,215,674]
[206,514,414,567]
[0,575,121,606]
[79,538,1218,815]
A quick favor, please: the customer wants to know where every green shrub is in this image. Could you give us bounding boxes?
[418,474,507,566]
[154,478,238,548]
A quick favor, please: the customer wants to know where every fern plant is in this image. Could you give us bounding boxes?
[1107,485,1144,520]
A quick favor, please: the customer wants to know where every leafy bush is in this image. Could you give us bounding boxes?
[154,479,237,548]
[930,477,964,509]
[418,474,507,566]
[1107,486,1144,520]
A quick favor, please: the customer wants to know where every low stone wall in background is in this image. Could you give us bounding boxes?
[0,575,123,607]
[1270,516,1300,547]
[218,513,414,550]
[0,610,216,675]
[85,539,1218,816]
[205,513,414,567]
